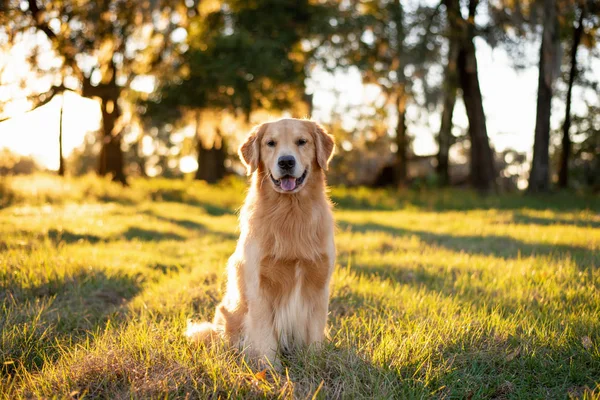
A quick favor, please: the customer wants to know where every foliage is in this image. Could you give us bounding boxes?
[145,0,321,121]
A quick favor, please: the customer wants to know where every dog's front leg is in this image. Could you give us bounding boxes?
[244,295,278,367]
[307,287,329,346]
[307,233,336,346]
[240,238,279,368]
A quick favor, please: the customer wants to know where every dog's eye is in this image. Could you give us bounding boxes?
[266,140,276,147]
[297,139,307,146]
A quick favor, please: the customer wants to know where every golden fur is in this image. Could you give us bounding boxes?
[186,118,336,366]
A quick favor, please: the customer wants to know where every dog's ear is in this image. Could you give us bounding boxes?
[239,123,266,175]
[314,122,335,171]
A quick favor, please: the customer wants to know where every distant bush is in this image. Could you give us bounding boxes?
[0,149,42,176]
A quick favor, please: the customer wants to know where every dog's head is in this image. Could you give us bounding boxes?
[239,118,335,193]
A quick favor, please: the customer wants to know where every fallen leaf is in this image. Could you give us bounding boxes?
[581,336,592,350]
[254,369,267,381]
[506,347,521,362]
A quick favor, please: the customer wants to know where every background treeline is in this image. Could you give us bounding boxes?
[1,0,598,192]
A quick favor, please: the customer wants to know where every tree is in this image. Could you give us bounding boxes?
[558,3,585,188]
[445,0,497,192]
[58,93,65,176]
[5,0,185,184]
[322,0,443,186]
[436,9,459,186]
[146,0,316,181]
[528,0,560,193]
[558,0,599,188]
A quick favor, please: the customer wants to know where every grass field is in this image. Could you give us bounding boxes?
[1,174,599,399]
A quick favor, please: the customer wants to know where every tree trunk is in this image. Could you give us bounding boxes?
[392,0,408,187]
[529,0,560,193]
[394,89,408,186]
[58,94,65,176]
[82,62,127,185]
[194,112,227,183]
[98,98,127,185]
[303,92,314,117]
[437,33,459,186]
[558,6,585,189]
[453,0,496,192]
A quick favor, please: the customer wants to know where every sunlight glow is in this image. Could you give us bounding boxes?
[1,31,598,171]
[0,91,100,170]
[179,155,198,173]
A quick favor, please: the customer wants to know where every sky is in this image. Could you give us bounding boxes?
[0,33,597,171]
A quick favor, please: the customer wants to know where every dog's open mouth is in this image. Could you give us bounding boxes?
[270,169,308,192]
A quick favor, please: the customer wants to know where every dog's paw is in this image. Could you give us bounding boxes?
[185,321,218,344]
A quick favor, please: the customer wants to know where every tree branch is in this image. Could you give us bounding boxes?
[0,85,67,123]
[24,0,84,79]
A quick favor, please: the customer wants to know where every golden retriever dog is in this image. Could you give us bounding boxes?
[186,118,336,366]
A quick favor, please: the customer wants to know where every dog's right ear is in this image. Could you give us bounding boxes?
[238,123,266,175]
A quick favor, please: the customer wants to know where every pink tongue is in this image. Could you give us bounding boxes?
[280,177,297,191]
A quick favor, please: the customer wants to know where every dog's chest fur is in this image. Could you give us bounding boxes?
[253,196,332,348]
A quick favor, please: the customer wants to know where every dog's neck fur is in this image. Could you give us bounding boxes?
[240,164,332,262]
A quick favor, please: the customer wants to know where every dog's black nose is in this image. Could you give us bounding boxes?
[278,155,296,170]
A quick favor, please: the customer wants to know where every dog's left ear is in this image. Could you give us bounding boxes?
[239,123,266,175]
[314,122,335,171]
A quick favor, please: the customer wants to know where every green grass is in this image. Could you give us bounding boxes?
[1,174,599,399]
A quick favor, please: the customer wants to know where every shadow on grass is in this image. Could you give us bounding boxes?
[189,201,236,216]
[330,259,600,398]
[1,268,141,376]
[331,189,600,213]
[512,211,600,228]
[142,210,207,231]
[48,228,103,244]
[121,227,185,242]
[281,343,417,399]
[142,209,238,241]
[47,227,186,243]
[338,220,597,271]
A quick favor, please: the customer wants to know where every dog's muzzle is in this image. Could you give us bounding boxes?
[270,169,308,192]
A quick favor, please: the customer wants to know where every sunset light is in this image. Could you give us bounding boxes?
[1,0,599,397]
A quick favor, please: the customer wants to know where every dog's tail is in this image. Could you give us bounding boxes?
[185,321,220,344]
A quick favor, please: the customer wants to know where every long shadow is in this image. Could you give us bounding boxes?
[142,210,208,231]
[141,210,238,241]
[121,227,185,242]
[330,260,600,398]
[281,343,419,398]
[338,220,597,271]
[48,228,103,244]
[1,268,141,376]
[152,196,236,216]
[189,200,236,216]
[512,211,600,228]
[331,190,600,213]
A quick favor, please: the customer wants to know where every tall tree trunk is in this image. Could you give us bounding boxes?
[558,6,585,189]
[58,93,65,176]
[98,98,127,185]
[392,0,408,186]
[194,111,204,181]
[194,112,227,183]
[303,92,314,117]
[132,136,147,177]
[447,0,496,192]
[529,0,560,193]
[394,89,408,185]
[84,66,127,185]
[437,33,459,186]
